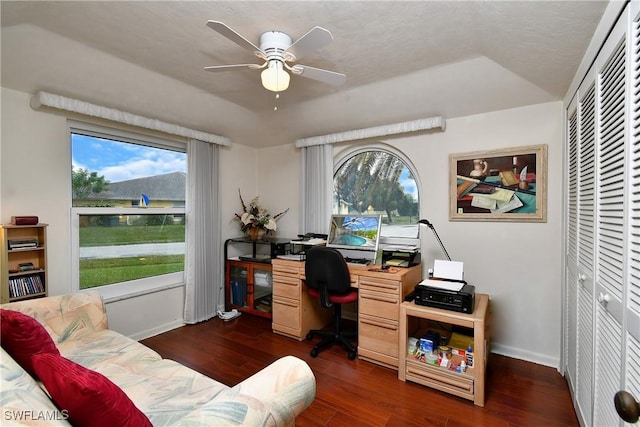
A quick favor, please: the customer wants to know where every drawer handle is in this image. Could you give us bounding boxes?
[361,282,397,291]
[407,366,472,392]
[274,281,297,287]
[361,293,397,304]
[273,298,297,308]
[360,318,397,330]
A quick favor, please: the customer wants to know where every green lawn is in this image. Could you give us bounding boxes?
[80,255,184,289]
[79,224,185,288]
[79,224,185,246]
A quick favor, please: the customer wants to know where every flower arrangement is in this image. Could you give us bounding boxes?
[234,189,289,239]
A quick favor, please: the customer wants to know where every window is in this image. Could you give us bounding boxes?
[70,122,186,296]
[333,148,419,244]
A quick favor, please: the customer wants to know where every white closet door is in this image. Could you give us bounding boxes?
[565,102,578,388]
[565,3,640,425]
[576,74,597,427]
[593,13,627,425]
[624,0,640,409]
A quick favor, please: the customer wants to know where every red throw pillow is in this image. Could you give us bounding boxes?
[32,353,152,427]
[0,308,60,377]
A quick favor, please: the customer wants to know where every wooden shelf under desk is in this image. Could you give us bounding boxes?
[398,294,490,406]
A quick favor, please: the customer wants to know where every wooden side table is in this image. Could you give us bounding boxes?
[398,294,490,406]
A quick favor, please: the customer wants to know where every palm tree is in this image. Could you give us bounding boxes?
[334,151,414,223]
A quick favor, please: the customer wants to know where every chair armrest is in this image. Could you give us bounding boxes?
[1,291,108,344]
[178,356,316,426]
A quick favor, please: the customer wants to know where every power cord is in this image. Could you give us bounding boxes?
[217,309,241,321]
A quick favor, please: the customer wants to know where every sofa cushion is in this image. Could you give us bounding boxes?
[0,309,60,378]
[32,353,152,427]
[1,291,108,343]
[56,329,162,374]
[105,358,230,426]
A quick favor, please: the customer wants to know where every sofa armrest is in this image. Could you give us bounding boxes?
[1,348,72,426]
[1,291,108,344]
[177,356,316,426]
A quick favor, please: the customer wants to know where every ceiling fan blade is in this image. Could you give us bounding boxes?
[204,63,263,72]
[285,26,333,61]
[206,20,263,54]
[291,64,346,86]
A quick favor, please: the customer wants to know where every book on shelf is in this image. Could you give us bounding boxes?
[8,274,44,298]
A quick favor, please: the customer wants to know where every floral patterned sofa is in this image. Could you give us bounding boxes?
[0,291,316,426]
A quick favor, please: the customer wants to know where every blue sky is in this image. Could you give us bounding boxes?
[399,167,418,201]
[73,134,418,201]
[72,135,186,183]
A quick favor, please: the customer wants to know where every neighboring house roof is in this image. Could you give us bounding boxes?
[90,172,185,201]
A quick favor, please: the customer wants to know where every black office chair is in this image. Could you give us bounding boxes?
[305,246,358,360]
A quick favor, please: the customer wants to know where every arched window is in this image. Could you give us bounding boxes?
[333,147,420,244]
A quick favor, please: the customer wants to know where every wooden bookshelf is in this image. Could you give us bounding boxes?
[0,224,48,303]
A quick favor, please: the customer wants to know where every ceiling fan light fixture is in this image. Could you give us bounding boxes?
[261,61,290,92]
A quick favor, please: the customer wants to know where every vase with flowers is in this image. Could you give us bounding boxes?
[234,189,289,241]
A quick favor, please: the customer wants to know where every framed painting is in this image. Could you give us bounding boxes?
[450,144,547,222]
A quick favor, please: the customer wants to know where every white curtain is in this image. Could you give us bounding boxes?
[300,144,333,234]
[184,139,220,323]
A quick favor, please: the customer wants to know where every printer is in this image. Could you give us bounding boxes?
[413,260,475,313]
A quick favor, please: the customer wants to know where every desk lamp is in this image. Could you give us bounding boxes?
[418,219,451,261]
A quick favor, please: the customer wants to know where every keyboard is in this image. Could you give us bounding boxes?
[277,254,305,261]
[344,257,371,265]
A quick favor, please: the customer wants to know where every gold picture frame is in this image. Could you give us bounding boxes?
[450,144,547,222]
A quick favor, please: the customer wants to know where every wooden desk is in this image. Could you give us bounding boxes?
[398,294,490,406]
[271,259,422,369]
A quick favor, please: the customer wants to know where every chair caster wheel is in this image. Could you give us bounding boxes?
[348,352,356,360]
[310,348,318,358]
[306,333,313,341]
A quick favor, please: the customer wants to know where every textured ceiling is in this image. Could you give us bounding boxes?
[1,1,608,147]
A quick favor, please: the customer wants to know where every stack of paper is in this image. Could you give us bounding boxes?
[417,260,465,292]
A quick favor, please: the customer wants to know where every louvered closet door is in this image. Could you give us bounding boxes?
[624,0,640,414]
[593,15,627,425]
[565,3,640,425]
[565,102,578,388]
[575,75,597,427]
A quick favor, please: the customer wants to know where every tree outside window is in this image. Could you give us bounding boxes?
[334,150,419,239]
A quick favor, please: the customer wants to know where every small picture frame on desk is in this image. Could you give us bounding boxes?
[449,144,547,222]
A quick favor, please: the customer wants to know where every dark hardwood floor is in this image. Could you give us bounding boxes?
[141,314,578,427]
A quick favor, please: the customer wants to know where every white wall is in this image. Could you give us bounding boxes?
[396,102,564,367]
[0,87,255,339]
[258,101,564,367]
[1,86,563,367]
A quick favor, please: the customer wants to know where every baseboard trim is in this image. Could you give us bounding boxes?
[490,343,560,371]
[129,319,185,341]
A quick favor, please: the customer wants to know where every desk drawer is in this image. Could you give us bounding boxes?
[405,359,474,401]
[359,276,400,291]
[273,295,300,331]
[359,287,400,320]
[358,313,399,362]
[273,274,301,299]
[272,262,303,276]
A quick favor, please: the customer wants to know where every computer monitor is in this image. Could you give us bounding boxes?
[326,214,382,257]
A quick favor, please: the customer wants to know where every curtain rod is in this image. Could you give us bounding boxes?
[294,116,446,148]
[30,91,231,146]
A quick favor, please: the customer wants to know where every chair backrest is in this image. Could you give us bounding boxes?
[305,246,351,308]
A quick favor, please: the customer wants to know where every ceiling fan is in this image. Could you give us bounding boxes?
[205,21,346,93]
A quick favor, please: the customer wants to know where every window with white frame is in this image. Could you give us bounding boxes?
[70,122,186,294]
[333,148,420,245]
